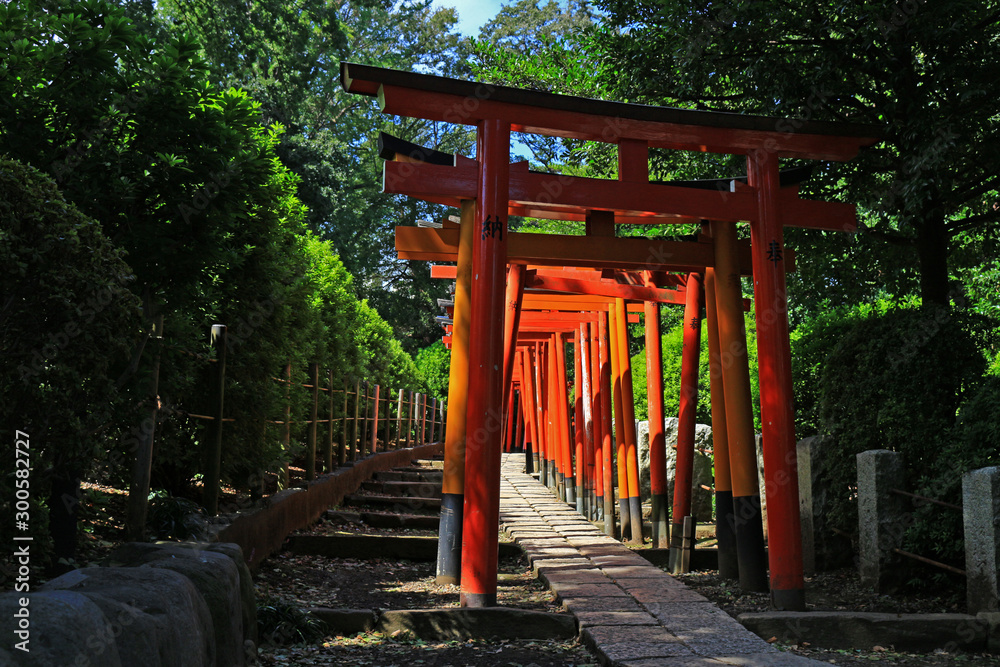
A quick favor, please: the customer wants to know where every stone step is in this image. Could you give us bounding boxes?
[324,509,440,530]
[343,493,441,512]
[287,534,521,562]
[374,470,444,483]
[408,459,445,469]
[360,480,443,498]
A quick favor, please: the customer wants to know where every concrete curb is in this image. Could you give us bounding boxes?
[738,611,989,652]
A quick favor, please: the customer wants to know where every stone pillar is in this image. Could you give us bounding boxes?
[797,435,853,573]
[797,437,821,576]
[964,466,1000,614]
[857,449,906,591]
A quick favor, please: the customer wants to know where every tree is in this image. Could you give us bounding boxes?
[586,0,1000,306]
[156,0,475,352]
[0,158,141,561]
[415,340,451,399]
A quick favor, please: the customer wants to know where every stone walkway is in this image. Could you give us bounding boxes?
[499,454,824,667]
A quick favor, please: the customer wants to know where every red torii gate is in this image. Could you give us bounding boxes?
[342,62,879,610]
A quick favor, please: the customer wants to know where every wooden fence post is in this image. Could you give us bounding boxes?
[406,390,414,448]
[383,387,392,452]
[126,314,163,540]
[339,378,349,466]
[306,362,319,481]
[325,368,335,473]
[281,362,291,489]
[370,385,382,454]
[204,324,227,515]
[396,389,404,450]
[418,393,427,445]
[351,378,361,461]
[359,381,370,458]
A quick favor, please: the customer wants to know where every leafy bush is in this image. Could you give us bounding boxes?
[817,304,998,536]
[790,298,914,437]
[0,157,141,561]
[415,340,451,399]
[631,310,760,431]
[902,374,1000,582]
[145,492,208,541]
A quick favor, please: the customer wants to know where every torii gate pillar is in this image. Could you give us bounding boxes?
[460,119,511,607]
[748,150,805,611]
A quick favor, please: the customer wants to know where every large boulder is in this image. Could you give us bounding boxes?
[42,566,214,667]
[637,418,714,521]
[205,542,258,649]
[105,542,248,666]
[0,589,123,667]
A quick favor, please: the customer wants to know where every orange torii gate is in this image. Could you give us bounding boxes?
[342,61,879,610]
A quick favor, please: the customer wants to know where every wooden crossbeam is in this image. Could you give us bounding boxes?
[384,161,857,231]
[398,227,795,274]
[526,274,686,305]
[341,63,880,161]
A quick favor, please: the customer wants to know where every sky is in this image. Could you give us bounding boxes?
[431,0,504,36]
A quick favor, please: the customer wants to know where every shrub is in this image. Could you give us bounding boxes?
[817,304,998,536]
[0,157,140,562]
[415,340,451,400]
[631,310,759,431]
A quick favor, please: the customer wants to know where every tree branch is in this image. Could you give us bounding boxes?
[946,209,1000,235]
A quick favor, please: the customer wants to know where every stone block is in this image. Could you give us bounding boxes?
[738,611,986,652]
[637,418,714,520]
[106,542,245,667]
[964,467,1000,614]
[797,436,852,574]
[42,567,214,666]
[0,590,123,667]
[308,608,377,635]
[857,449,906,591]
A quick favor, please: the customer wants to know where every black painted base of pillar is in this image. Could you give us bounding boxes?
[436,492,463,585]
[576,485,584,514]
[565,475,576,504]
[733,494,769,592]
[651,493,669,549]
[460,592,496,607]
[715,490,739,580]
[619,498,631,542]
[771,587,806,611]
[628,496,643,543]
[669,521,684,572]
[604,495,615,537]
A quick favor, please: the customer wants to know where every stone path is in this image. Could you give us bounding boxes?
[499,454,824,667]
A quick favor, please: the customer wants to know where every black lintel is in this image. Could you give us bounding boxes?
[378,131,455,166]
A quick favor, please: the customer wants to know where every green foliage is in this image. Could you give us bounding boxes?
[157,0,474,354]
[415,340,451,400]
[1,0,423,522]
[630,310,760,430]
[902,375,1000,576]
[790,298,917,437]
[145,492,207,541]
[817,305,998,535]
[586,0,1000,306]
[0,157,140,560]
[256,595,326,645]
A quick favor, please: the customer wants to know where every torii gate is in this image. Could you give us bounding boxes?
[342,61,879,610]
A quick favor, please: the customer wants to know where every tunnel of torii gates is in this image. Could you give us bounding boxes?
[341,61,880,610]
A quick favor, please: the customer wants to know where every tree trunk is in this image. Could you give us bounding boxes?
[48,471,81,566]
[915,216,950,306]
